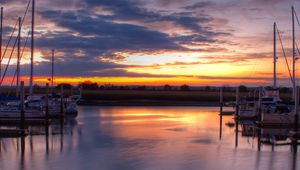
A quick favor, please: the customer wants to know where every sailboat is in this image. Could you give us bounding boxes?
[0,0,80,119]
[25,48,81,117]
[237,21,291,120]
[0,1,46,119]
[260,6,300,126]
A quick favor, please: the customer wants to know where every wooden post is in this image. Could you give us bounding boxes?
[20,81,25,130]
[292,86,299,153]
[219,87,223,140]
[257,127,261,151]
[235,87,239,147]
[235,87,239,117]
[45,83,49,153]
[60,128,64,151]
[79,87,82,99]
[20,134,25,159]
[20,81,25,155]
[257,87,263,152]
[60,85,64,120]
[235,119,238,147]
[45,130,49,154]
[258,87,263,122]
[45,83,49,122]
[220,87,223,113]
[292,153,297,169]
[60,85,64,134]
[294,86,299,132]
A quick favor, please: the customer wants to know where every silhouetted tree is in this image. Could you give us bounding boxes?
[136,85,146,90]
[180,84,190,91]
[56,83,73,89]
[279,87,291,93]
[33,84,41,90]
[222,86,231,92]
[99,85,105,90]
[205,86,211,91]
[104,84,116,90]
[238,85,248,92]
[79,81,98,90]
[164,84,172,91]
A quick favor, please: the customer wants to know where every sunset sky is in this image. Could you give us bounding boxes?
[1,0,300,86]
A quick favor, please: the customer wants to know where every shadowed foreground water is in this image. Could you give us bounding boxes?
[0,106,299,170]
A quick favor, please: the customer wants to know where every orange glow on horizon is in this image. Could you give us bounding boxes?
[1,75,268,86]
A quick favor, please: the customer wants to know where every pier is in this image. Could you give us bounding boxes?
[219,84,300,152]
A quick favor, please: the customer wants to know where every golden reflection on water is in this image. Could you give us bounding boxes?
[98,107,223,126]
[0,106,298,170]
[97,107,233,141]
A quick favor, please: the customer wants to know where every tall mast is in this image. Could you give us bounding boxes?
[0,7,3,78]
[292,6,296,100]
[273,22,277,89]
[29,0,35,95]
[16,17,21,96]
[51,49,54,92]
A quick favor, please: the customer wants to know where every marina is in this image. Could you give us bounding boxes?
[1,0,300,169]
[0,0,81,128]
[1,106,300,170]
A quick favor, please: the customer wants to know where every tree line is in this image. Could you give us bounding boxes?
[39,81,292,93]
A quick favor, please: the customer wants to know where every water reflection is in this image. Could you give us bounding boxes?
[0,106,299,170]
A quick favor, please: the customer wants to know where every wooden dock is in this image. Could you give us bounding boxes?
[256,114,295,128]
[0,129,28,137]
[256,121,293,128]
[0,118,50,126]
[289,131,300,140]
[235,115,257,121]
[220,111,235,116]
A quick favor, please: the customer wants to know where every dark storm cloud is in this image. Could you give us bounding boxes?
[85,0,160,21]
[2,57,146,78]
[38,11,182,51]
[84,0,216,33]
[184,2,214,10]
[23,60,126,77]
[161,12,212,33]
[250,0,294,5]
[0,0,19,4]
[17,60,177,78]
[38,0,228,52]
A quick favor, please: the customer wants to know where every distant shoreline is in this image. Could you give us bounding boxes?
[76,89,292,106]
[78,100,221,106]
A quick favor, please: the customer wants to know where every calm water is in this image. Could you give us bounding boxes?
[0,106,299,170]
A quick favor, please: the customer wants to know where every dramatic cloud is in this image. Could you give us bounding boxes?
[0,0,298,86]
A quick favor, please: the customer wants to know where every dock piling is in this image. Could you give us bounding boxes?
[293,86,299,153]
[235,87,239,117]
[257,127,262,151]
[45,83,50,154]
[258,87,263,122]
[60,85,64,123]
[45,83,49,122]
[235,119,239,147]
[234,87,239,147]
[20,81,25,131]
[219,87,223,140]
[294,86,299,132]
[20,81,25,154]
